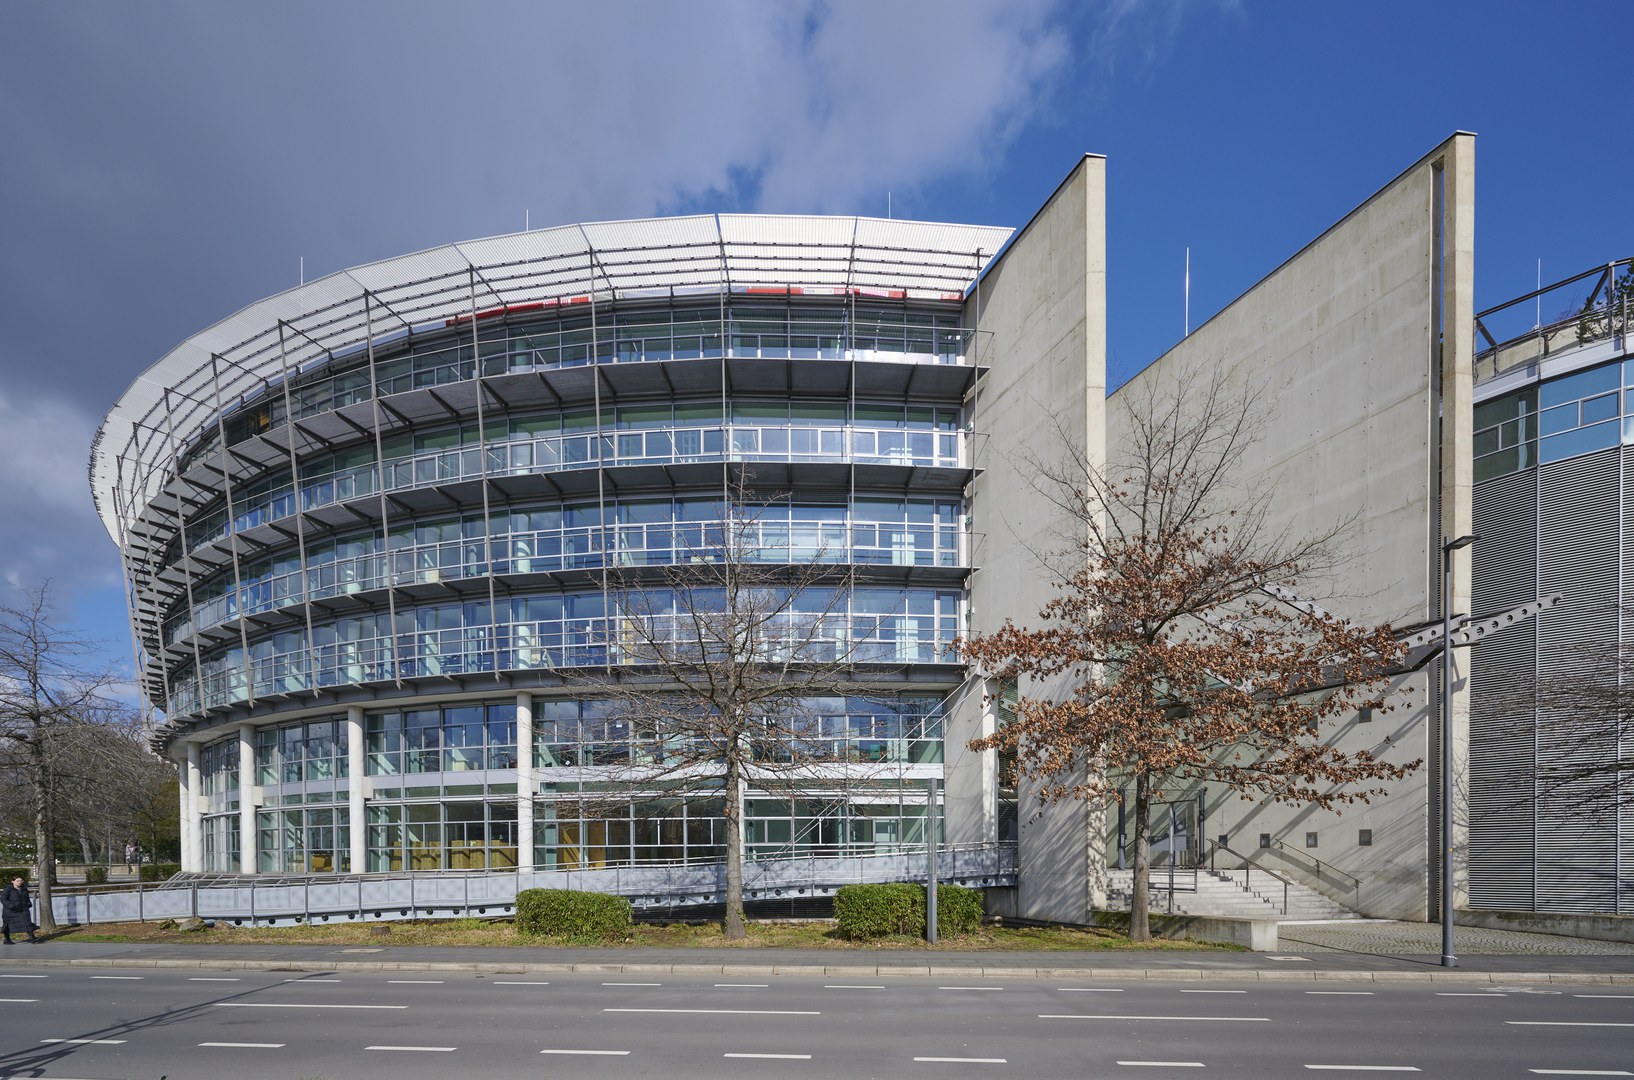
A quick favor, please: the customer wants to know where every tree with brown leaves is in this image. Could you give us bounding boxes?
[962,371,1415,941]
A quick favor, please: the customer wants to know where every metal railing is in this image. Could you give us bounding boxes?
[1208,840,1293,915]
[44,842,1017,927]
[1268,838,1362,897]
[1474,258,1632,384]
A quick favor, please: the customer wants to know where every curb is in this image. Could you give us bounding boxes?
[3,955,1632,984]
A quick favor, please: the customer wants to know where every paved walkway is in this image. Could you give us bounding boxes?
[1277,919,1634,957]
[3,918,1632,983]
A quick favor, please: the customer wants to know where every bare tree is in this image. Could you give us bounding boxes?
[587,478,896,939]
[0,586,121,932]
[961,369,1414,941]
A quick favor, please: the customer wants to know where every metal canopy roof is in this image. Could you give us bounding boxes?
[90,214,1013,548]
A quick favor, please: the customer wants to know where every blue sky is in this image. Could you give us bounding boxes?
[2,0,1630,697]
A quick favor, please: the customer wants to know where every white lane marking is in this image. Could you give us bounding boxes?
[189,977,240,982]
[199,1042,286,1048]
[1307,991,1374,995]
[541,1049,632,1056]
[1267,956,1312,962]
[1059,987,1124,992]
[283,977,341,983]
[826,984,885,989]
[1435,993,1496,997]
[41,1038,128,1045]
[607,1007,819,1016]
[1574,995,1634,999]
[1041,1014,1271,1022]
[716,983,770,988]
[366,1044,457,1052]
[602,981,661,986]
[1119,1063,1205,1069]
[915,1057,1008,1064]
[1529,1071,1634,1076]
[1304,1068,1420,1073]
[940,985,1006,991]
[726,1053,813,1060]
[1507,1022,1634,1028]
[496,980,551,985]
[0,998,37,1002]
[1181,989,1246,994]
[0,974,46,977]
[90,975,142,980]
[387,979,444,984]
[214,1002,406,1009]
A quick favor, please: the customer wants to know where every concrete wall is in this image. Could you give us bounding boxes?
[945,155,1107,922]
[1096,134,1477,920]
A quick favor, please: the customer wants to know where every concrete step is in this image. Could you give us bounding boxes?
[1104,868,1363,921]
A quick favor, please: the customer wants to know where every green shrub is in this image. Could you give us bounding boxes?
[0,867,27,883]
[834,882,984,939]
[514,888,632,939]
[935,883,984,935]
[834,882,924,938]
[139,863,181,882]
[84,866,109,885]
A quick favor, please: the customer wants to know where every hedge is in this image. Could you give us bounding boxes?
[83,866,109,885]
[515,888,632,939]
[139,863,182,882]
[833,882,984,939]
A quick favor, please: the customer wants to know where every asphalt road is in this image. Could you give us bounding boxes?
[1,965,1630,1080]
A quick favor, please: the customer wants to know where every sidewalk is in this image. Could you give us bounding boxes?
[5,921,1633,984]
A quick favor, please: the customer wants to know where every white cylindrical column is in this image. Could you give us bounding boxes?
[238,724,256,874]
[515,692,534,872]
[347,705,366,874]
[184,741,203,872]
[175,752,190,871]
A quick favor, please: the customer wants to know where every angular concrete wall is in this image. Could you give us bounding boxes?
[1100,133,1476,920]
[945,156,1107,922]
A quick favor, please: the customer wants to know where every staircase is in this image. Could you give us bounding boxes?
[1105,868,1361,921]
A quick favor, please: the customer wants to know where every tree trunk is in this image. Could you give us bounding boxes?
[1129,773,1151,943]
[78,825,93,866]
[723,755,746,940]
[29,737,56,933]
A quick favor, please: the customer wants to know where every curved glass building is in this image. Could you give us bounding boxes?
[92,215,1014,875]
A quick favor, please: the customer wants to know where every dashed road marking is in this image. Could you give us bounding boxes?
[214,1002,406,1010]
[825,984,885,990]
[1304,1068,1420,1073]
[1119,1062,1205,1068]
[1308,991,1374,995]
[366,1044,457,1052]
[715,983,770,988]
[541,1049,632,1056]
[607,1007,819,1016]
[199,1042,285,1048]
[1507,1022,1634,1029]
[915,1056,1007,1064]
[726,1053,813,1059]
[41,1038,127,1045]
[1041,1014,1270,1022]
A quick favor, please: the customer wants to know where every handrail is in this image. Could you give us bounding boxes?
[1208,839,1292,915]
[1269,839,1361,892]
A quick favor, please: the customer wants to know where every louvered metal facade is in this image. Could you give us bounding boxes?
[1469,280,1632,913]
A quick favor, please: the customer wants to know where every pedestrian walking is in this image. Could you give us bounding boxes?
[2,874,37,944]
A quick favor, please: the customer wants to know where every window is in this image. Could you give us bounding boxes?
[1358,829,1373,847]
[1305,831,1319,848]
[1258,833,1271,849]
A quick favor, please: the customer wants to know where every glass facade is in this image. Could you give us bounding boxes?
[113,225,991,880]
[1475,357,1634,481]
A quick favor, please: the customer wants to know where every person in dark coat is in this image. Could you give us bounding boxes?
[2,875,37,944]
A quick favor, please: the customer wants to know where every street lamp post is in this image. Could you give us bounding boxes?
[1440,533,1477,969]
